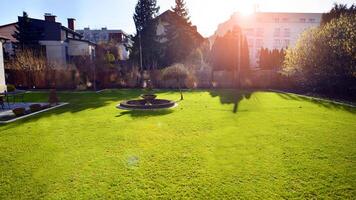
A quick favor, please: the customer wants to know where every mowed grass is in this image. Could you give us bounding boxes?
[0,89,355,199]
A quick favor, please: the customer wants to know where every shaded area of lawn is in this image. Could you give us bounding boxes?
[0,90,355,199]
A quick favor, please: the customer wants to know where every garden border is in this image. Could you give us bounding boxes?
[0,103,69,124]
[269,89,356,108]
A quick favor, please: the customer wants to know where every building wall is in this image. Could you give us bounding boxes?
[68,40,95,58]
[0,24,17,55]
[212,12,322,68]
[39,40,68,66]
[77,28,129,60]
[0,42,6,92]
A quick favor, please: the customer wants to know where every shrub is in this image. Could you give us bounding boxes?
[29,104,42,112]
[161,63,194,100]
[283,15,356,95]
[13,107,26,116]
[7,84,16,92]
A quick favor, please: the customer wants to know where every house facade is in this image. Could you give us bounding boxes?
[212,12,322,68]
[76,28,130,60]
[0,14,96,67]
[0,36,9,92]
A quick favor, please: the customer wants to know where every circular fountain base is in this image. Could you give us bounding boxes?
[117,99,177,111]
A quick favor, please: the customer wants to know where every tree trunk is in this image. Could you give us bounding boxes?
[178,78,183,100]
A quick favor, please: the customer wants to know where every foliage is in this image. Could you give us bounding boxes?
[7,48,49,71]
[210,27,250,74]
[163,13,205,67]
[0,90,355,199]
[161,63,193,99]
[133,0,160,33]
[130,0,161,71]
[12,12,44,52]
[172,0,190,22]
[321,3,356,25]
[259,48,285,70]
[283,15,356,95]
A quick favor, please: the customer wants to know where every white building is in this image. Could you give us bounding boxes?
[212,12,322,68]
[0,36,9,93]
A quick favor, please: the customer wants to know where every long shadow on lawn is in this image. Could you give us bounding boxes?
[209,89,253,113]
[276,92,356,114]
[0,90,143,129]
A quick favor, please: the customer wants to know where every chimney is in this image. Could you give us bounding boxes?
[68,18,75,30]
[44,13,56,22]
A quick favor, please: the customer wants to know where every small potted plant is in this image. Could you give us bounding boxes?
[13,107,26,117]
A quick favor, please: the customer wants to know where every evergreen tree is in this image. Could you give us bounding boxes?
[172,0,190,22]
[240,36,250,73]
[321,3,355,25]
[131,0,160,70]
[163,12,203,66]
[13,12,43,52]
[133,0,160,32]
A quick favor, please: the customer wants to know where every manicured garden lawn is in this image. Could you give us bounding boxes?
[0,89,355,199]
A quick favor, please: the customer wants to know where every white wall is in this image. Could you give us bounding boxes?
[0,41,6,93]
[39,40,67,67]
[68,40,90,56]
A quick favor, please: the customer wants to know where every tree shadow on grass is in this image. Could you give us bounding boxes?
[276,92,356,114]
[209,89,254,113]
[116,109,174,118]
[0,89,144,129]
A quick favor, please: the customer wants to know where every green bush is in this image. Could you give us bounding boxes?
[283,15,356,95]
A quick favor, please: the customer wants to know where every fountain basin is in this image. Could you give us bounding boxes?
[117,99,177,110]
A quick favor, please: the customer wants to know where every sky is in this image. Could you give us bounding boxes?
[0,0,354,37]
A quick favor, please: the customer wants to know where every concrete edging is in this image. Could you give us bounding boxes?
[269,89,356,108]
[0,103,69,124]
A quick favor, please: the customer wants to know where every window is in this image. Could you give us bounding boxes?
[256,28,264,37]
[283,28,290,37]
[243,28,254,36]
[300,18,306,23]
[309,18,316,23]
[255,39,263,48]
[283,39,290,47]
[273,39,281,49]
[274,18,280,23]
[282,18,289,22]
[248,38,254,48]
[274,28,280,37]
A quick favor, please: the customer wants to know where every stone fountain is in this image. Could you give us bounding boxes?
[117,80,177,111]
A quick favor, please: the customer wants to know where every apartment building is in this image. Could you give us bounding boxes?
[76,28,130,60]
[212,12,322,68]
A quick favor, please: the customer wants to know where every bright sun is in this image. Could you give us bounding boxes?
[238,4,255,16]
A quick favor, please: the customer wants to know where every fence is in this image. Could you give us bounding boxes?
[5,68,292,90]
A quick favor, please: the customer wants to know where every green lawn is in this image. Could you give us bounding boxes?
[0,89,355,199]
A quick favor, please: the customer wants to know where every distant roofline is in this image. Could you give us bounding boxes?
[0,35,10,41]
[0,22,17,28]
[76,28,128,35]
[235,11,323,15]
[67,38,96,45]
